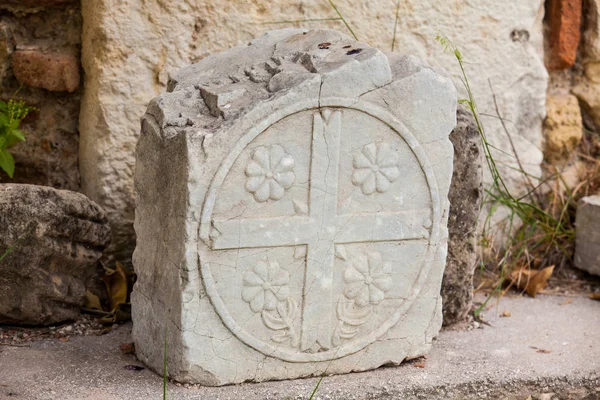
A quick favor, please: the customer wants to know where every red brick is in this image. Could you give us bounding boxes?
[548,0,583,70]
[11,50,79,92]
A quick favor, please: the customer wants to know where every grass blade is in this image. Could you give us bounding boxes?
[391,0,401,51]
[327,0,358,40]
[258,17,342,25]
[0,226,33,263]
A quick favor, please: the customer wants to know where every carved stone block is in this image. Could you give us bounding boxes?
[132,29,456,385]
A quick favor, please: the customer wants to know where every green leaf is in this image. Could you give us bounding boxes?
[8,129,26,144]
[0,148,15,178]
[454,48,463,61]
[0,101,6,112]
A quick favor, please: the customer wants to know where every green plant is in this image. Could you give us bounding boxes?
[434,33,586,314]
[0,98,34,178]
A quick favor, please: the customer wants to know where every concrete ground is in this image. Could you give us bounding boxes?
[0,294,599,400]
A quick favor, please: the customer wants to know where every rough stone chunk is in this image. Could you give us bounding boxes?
[547,0,583,70]
[572,0,600,129]
[573,82,600,129]
[544,95,583,164]
[0,184,110,325]
[0,23,12,82]
[575,195,600,276]
[133,29,456,385]
[11,50,80,92]
[443,107,483,326]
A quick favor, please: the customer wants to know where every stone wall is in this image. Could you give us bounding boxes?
[79,0,548,263]
[0,0,81,190]
[1,0,594,273]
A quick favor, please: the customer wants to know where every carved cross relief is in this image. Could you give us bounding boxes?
[204,108,433,355]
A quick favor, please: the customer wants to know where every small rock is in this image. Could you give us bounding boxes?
[575,195,600,276]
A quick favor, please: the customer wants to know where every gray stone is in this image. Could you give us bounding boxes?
[443,106,483,326]
[575,195,600,276]
[133,29,456,385]
[0,184,110,325]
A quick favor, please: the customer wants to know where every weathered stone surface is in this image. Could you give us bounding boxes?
[0,23,12,82]
[581,0,600,66]
[80,0,547,263]
[11,50,80,92]
[544,95,583,164]
[575,195,600,276]
[0,184,110,325]
[573,0,600,130]
[0,5,82,191]
[132,29,456,385]
[547,0,583,70]
[573,82,600,129]
[443,107,483,326]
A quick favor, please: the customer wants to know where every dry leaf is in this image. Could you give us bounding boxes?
[84,290,103,310]
[560,298,573,306]
[100,303,131,325]
[120,342,135,355]
[59,337,69,342]
[530,346,552,354]
[501,310,511,317]
[510,266,555,297]
[589,293,600,301]
[101,262,129,311]
[414,363,426,368]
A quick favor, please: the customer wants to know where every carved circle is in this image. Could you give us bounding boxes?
[199,98,442,362]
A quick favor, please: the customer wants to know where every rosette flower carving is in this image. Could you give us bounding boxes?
[245,145,295,202]
[242,259,291,313]
[343,251,392,307]
[352,142,400,195]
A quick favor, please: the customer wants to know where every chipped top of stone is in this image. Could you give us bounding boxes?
[145,29,443,139]
[580,195,600,206]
